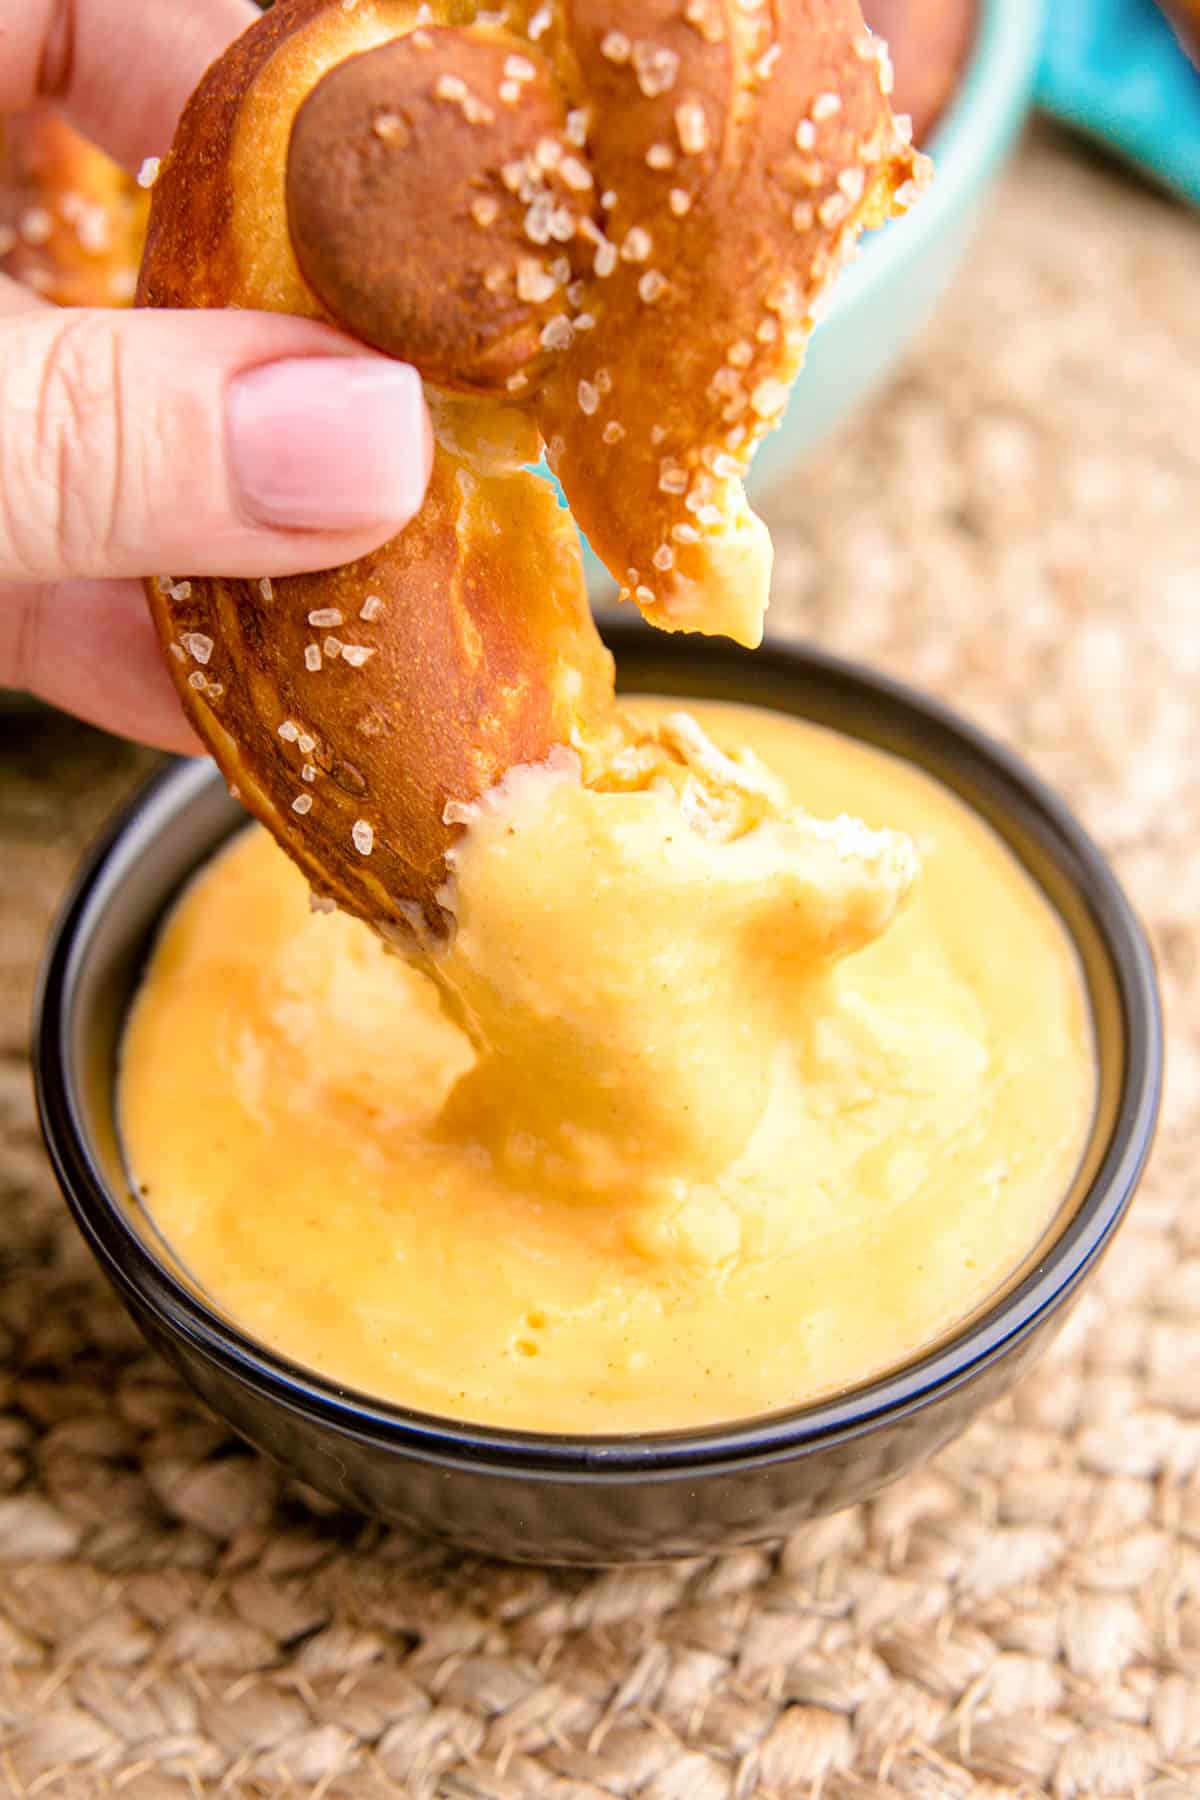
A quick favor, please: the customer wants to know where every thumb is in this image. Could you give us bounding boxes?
[0,306,433,582]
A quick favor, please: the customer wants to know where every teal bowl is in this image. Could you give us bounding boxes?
[585,0,1044,597]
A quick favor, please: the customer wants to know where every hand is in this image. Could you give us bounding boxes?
[0,0,433,752]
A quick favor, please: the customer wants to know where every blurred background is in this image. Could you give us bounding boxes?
[2,5,1200,1792]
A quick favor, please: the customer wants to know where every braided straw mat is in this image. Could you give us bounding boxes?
[2,123,1199,1798]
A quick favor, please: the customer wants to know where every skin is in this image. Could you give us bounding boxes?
[0,0,432,750]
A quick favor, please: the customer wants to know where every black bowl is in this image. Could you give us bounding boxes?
[33,629,1162,1564]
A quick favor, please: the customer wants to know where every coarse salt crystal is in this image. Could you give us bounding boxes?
[352,819,374,855]
[559,156,593,192]
[181,632,213,665]
[304,644,322,672]
[751,377,788,416]
[360,596,384,621]
[675,101,708,155]
[517,257,557,303]
[819,192,851,227]
[137,158,160,189]
[292,793,313,814]
[632,42,680,97]
[541,315,573,350]
[308,608,344,628]
[341,644,376,667]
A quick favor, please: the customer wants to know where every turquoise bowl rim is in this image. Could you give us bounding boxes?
[829,0,1046,316]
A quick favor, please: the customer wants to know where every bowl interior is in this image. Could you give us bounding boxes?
[36,628,1159,1465]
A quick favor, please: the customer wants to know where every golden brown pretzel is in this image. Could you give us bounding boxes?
[139,0,923,943]
[0,114,148,307]
[860,0,976,143]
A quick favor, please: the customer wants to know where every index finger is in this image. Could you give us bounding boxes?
[2,0,258,172]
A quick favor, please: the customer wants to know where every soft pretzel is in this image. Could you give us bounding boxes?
[0,114,148,308]
[139,0,924,944]
[860,0,975,143]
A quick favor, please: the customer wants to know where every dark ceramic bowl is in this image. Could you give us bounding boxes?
[34,629,1161,1565]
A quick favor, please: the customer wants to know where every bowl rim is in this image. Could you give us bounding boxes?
[832,0,1045,313]
[34,631,1161,1478]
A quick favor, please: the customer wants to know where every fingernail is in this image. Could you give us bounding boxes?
[227,357,430,531]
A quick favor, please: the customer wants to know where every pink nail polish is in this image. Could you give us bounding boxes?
[227,357,430,531]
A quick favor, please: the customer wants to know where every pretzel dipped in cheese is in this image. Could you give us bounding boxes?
[139,0,925,944]
[0,114,148,308]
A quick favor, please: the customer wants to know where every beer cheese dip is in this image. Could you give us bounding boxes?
[120,698,1095,1433]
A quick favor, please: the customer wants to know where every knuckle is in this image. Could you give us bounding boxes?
[0,313,124,577]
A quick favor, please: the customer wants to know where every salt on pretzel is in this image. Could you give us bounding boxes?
[0,114,148,308]
[860,0,975,143]
[139,0,924,943]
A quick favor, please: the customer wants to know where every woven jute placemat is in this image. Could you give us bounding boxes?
[2,124,1199,1797]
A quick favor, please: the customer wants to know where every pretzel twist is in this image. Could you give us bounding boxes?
[0,115,147,308]
[139,0,923,943]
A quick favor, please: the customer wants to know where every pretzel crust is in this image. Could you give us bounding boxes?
[138,0,922,942]
[0,114,147,308]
